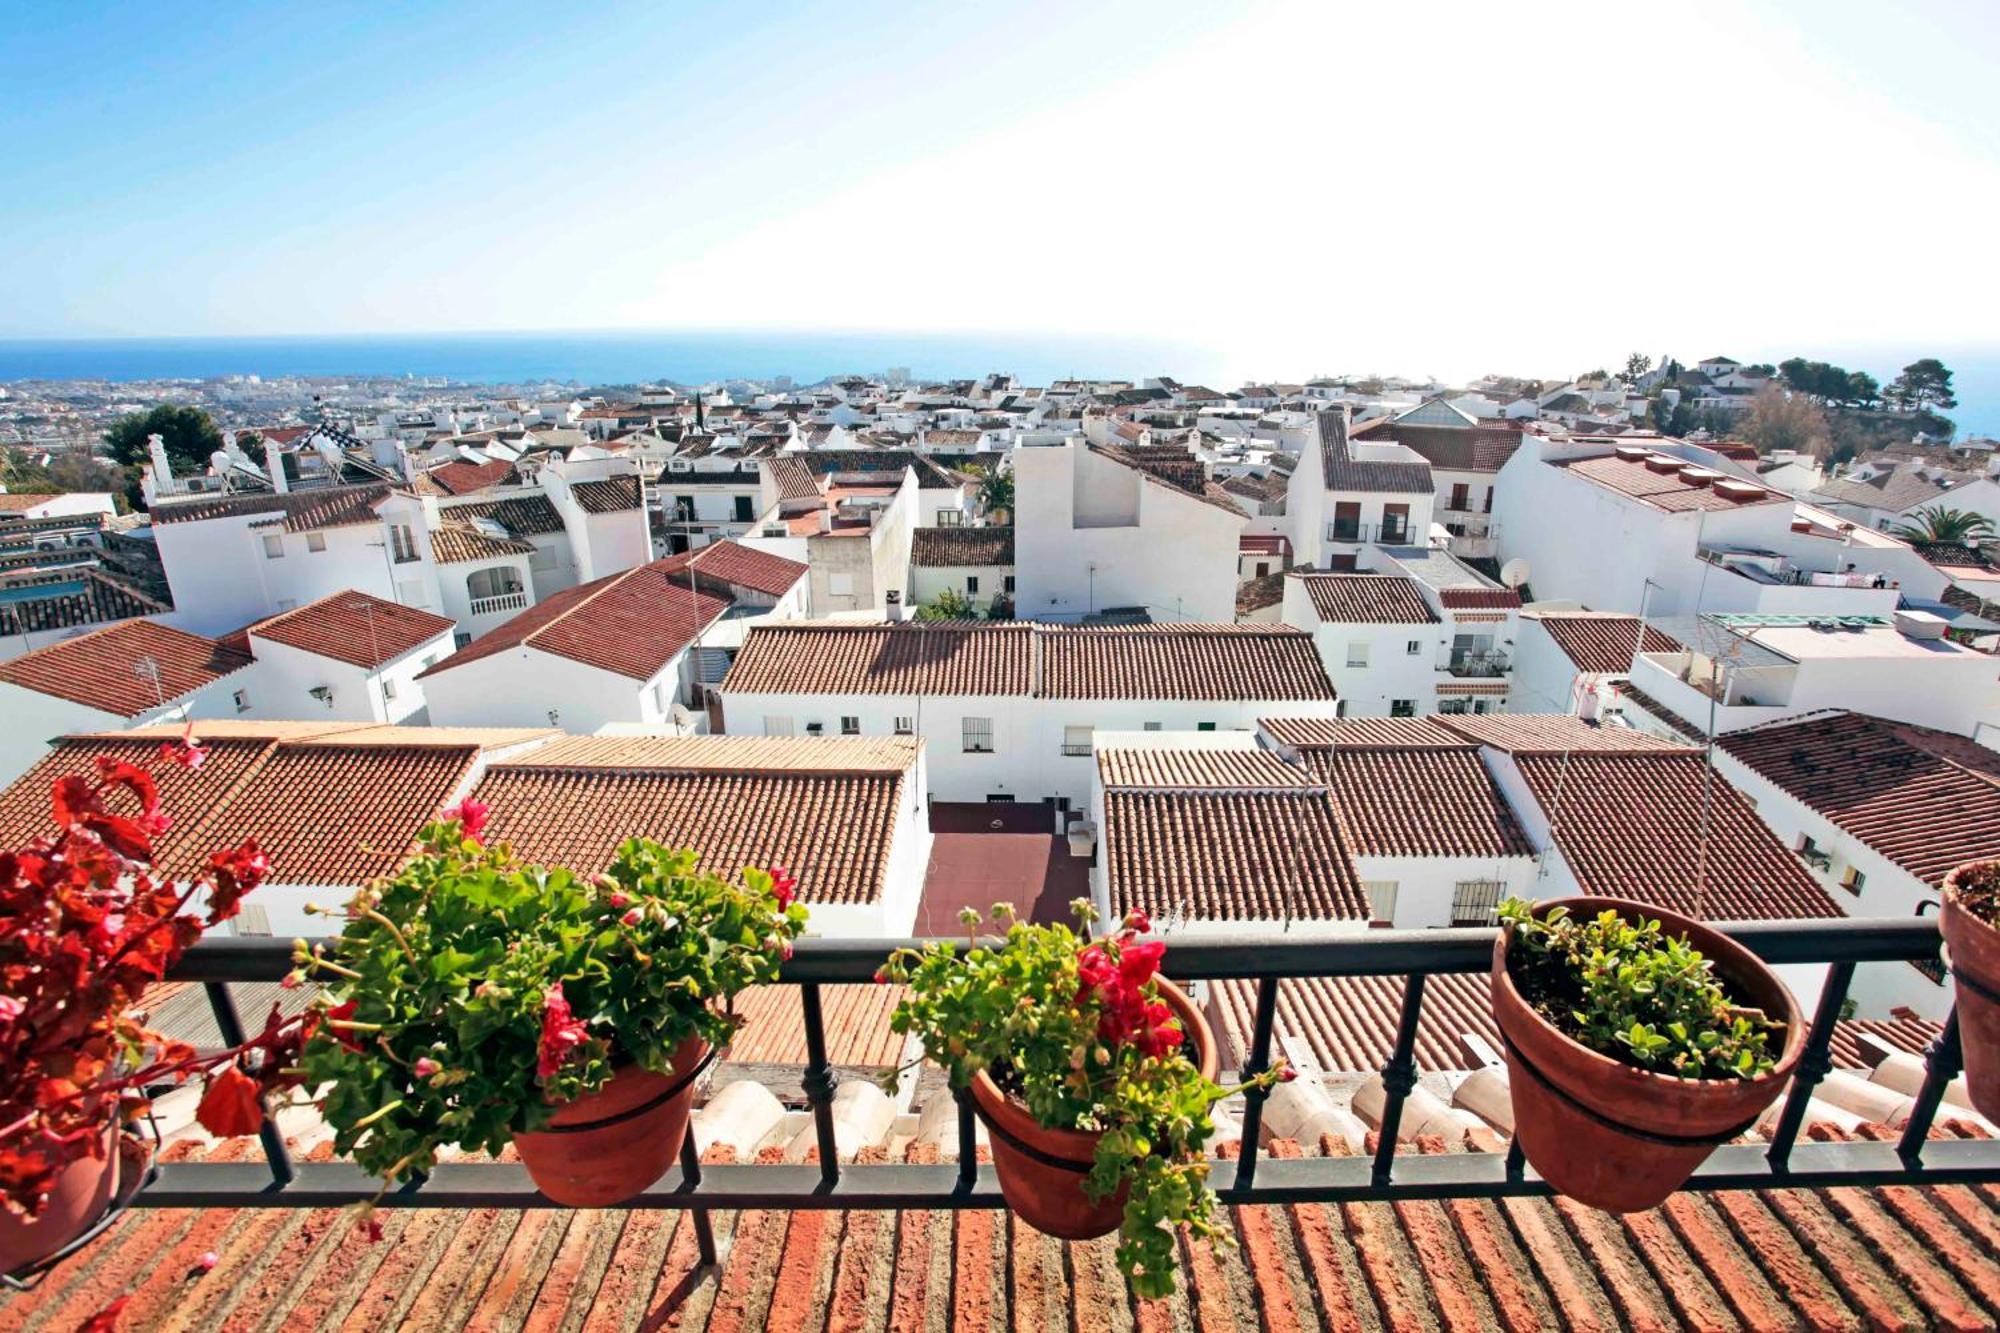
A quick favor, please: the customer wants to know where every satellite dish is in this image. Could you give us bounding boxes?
[208,450,232,475]
[1499,558,1530,590]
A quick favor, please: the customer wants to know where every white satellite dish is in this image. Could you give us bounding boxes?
[1500,557,1530,590]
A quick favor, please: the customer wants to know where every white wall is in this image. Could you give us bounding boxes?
[0,670,253,786]
[424,645,673,733]
[246,630,452,724]
[1351,854,1539,929]
[911,562,1012,612]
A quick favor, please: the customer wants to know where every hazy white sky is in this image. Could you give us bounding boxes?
[4,0,1997,384]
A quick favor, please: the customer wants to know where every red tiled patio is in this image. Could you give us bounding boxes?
[913,801,1089,932]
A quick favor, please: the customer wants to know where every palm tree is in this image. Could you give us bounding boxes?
[1893,505,1995,546]
[966,463,1013,519]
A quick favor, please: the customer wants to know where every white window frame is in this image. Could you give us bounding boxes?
[1346,642,1369,668]
[962,716,995,753]
[261,534,284,559]
[306,532,327,553]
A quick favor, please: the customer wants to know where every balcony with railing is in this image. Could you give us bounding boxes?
[469,591,529,617]
[126,918,1987,1236]
[1439,649,1509,677]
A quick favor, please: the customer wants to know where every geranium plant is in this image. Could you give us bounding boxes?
[1497,898,1780,1078]
[876,901,1288,1298]
[292,802,807,1191]
[0,734,303,1224]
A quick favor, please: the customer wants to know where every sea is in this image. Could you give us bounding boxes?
[0,331,1994,438]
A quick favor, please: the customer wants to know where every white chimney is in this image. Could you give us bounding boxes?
[147,433,174,486]
[1894,609,1948,641]
[266,437,290,493]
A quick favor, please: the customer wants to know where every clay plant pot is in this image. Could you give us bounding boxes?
[0,1120,120,1277]
[513,1035,709,1207]
[1491,897,1804,1213]
[970,978,1218,1241]
[1942,860,2000,1120]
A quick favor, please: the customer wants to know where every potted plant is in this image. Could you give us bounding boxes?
[876,901,1288,1298]
[1941,859,2000,1118]
[292,800,806,1208]
[1,737,305,1276]
[1491,896,1804,1212]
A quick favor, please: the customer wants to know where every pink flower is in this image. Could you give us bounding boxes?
[872,967,890,985]
[160,723,209,772]
[607,891,631,909]
[442,797,490,841]
[1277,1064,1298,1083]
[0,995,24,1024]
[536,982,590,1082]
[279,972,302,990]
[620,908,643,927]
[413,1057,441,1078]
[196,1250,219,1273]
[1123,909,1151,935]
[769,865,797,910]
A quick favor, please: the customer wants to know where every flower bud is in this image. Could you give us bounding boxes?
[414,1057,442,1078]
[621,908,643,927]
[608,891,631,909]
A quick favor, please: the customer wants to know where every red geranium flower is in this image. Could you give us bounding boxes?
[536,982,590,1082]
[441,797,490,841]
[195,1063,265,1138]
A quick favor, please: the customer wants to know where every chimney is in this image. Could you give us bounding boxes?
[266,437,290,493]
[147,432,174,486]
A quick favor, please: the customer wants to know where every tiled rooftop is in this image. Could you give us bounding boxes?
[1530,610,1684,673]
[1096,746,1317,790]
[723,623,1335,701]
[444,493,566,535]
[1721,710,2000,888]
[1554,450,1780,513]
[243,590,455,669]
[428,522,535,564]
[655,539,809,598]
[1433,713,1694,753]
[426,457,516,494]
[507,733,919,774]
[1261,715,1470,749]
[1515,751,1843,919]
[1317,411,1435,494]
[0,619,252,715]
[22,1122,2000,1331]
[424,560,735,682]
[569,473,644,513]
[148,482,393,531]
[0,569,167,639]
[1352,419,1523,472]
[1103,789,1368,923]
[1314,746,1534,860]
[1291,572,1439,624]
[908,524,1014,568]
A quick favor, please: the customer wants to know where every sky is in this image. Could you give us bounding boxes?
[4,0,1999,392]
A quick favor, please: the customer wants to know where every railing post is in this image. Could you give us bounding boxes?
[1371,974,1426,1187]
[203,982,295,1187]
[1897,1008,1964,1165]
[677,1131,717,1265]
[1232,977,1280,1191]
[799,983,842,1187]
[1767,960,1854,1171]
[953,1084,977,1192]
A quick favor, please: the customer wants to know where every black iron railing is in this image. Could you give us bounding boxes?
[148,919,1991,1267]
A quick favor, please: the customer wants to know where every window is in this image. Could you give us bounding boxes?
[962,717,995,753]
[232,689,250,714]
[1796,834,1831,870]
[829,573,855,597]
[306,532,327,553]
[1196,722,1217,732]
[1143,721,1163,732]
[1363,880,1399,926]
[1390,699,1417,717]
[674,496,696,522]
[806,722,824,735]
[467,567,524,601]
[1346,642,1370,668]
[893,715,914,735]
[966,576,980,594]
[1062,725,1093,757]
[1004,574,1016,593]
[390,523,419,563]
[1438,698,1471,715]
[1448,482,1470,512]
[1406,640,1422,655]
[763,715,794,736]
[1483,486,1494,514]
[1255,562,1269,578]
[1450,880,1504,927]
[382,678,398,700]
[841,716,860,735]
[1841,866,1867,895]
[1381,503,1411,543]
[454,632,473,649]
[937,510,963,527]
[262,534,284,559]
[734,495,755,522]
[1472,699,1493,714]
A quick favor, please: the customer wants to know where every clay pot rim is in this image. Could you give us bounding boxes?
[534,1035,711,1128]
[1493,895,1807,1093]
[1943,859,2000,928]
[968,977,1218,1162]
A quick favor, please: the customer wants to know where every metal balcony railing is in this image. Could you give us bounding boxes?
[1440,651,1510,677]
[145,919,1990,1270]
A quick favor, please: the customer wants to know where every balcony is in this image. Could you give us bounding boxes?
[469,591,529,617]
[1440,650,1509,677]
[134,918,1985,1235]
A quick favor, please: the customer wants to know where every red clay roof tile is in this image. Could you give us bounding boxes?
[244,590,455,669]
[1291,573,1439,624]
[0,619,252,715]
[1531,612,1684,673]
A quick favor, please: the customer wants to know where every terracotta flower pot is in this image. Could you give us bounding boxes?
[0,1121,120,1277]
[513,1036,709,1207]
[1491,897,1804,1213]
[970,978,1217,1241]
[1942,860,2000,1120]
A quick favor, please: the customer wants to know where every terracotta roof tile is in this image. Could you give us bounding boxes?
[655,539,808,598]
[35,1124,2000,1330]
[425,560,734,682]
[1318,411,1434,493]
[1235,570,1285,616]
[427,458,516,494]
[1555,452,1779,512]
[909,525,1014,567]
[1720,710,2000,887]
[1371,422,1523,473]
[1292,573,1439,624]
[1436,586,1521,610]
[570,474,643,513]
[0,569,167,638]
[723,984,907,1067]
[0,619,253,715]
[148,482,393,530]
[724,623,1333,701]
[1515,751,1842,918]
[1531,612,1683,673]
[1103,789,1367,923]
[769,455,823,502]
[446,493,566,535]
[470,762,904,905]
[1434,713,1694,753]
[244,590,455,668]
[507,733,918,773]
[1318,747,1534,859]
[1088,443,1247,516]
[1261,715,1470,749]
[1096,747,1318,790]
[428,522,536,564]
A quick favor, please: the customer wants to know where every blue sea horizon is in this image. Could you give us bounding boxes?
[1,330,1994,437]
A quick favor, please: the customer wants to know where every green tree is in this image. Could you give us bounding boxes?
[103,404,225,472]
[1738,385,1831,456]
[1885,359,1957,413]
[1623,352,1653,381]
[915,587,979,620]
[1842,371,1880,409]
[967,463,1013,517]
[1892,505,1994,545]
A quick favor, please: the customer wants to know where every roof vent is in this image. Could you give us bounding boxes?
[1895,609,1948,641]
[1643,455,1681,474]
[1677,466,1719,488]
[1713,479,1763,501]
[1614,445,1649,462]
